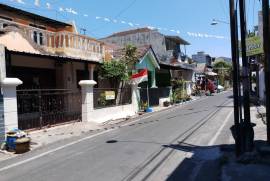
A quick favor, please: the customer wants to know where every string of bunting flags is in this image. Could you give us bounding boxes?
[7,0,229,40]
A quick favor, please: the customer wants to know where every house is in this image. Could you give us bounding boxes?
[100,28,196,105]
[100,28,195,67]
[0,3,104,89]
[192,51,213,66]
[0,4,105,132]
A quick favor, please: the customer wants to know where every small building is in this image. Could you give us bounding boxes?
[0,4,105,132]
[192,51,213,66]
[101,28,196,106]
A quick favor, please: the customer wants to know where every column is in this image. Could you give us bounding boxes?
[131,83,139,113]
[63,34,66,48]
[151,70,157,88]
[88,64,96,80]
[1,78,23,133]
[79,80,96,122]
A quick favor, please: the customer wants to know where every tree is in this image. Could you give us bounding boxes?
[213,60,232,87]
[120,44,139,72]
[99,44,139,88]
[99,60,128,88]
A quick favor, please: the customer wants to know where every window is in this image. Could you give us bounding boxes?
[33,31,38,43]
[39,33,43,45]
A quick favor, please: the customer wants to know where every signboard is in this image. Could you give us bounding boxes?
[240,36,263,57]
[105,91,115,100]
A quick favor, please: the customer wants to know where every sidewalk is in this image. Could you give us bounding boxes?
[221,105,270,181]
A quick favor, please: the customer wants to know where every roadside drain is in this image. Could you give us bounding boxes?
[106,140,118,143]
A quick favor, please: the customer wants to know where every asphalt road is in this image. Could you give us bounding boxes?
[0,91,234,181]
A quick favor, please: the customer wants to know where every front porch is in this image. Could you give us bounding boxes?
[5,50,99,130]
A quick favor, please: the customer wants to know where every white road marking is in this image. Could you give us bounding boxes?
[0,95,221,172]
[207,110,233,146]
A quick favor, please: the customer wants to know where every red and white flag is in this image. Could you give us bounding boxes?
[131,69,148,84]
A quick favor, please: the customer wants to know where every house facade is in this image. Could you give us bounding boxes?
[100,28,195,87]
[192,51,213,66]
[100,28,196,106]
[0,3,104,90]
[0,4,105,134]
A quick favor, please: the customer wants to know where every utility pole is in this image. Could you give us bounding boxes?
[262,0,270,144]
[229,0,242,156]
[239,0,253,152]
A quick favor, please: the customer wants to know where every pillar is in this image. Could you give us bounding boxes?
[131,83,139,113]
[79,80,96,122]
[151,70,157,88]
[88,64,96,80]
[1,78,22,134]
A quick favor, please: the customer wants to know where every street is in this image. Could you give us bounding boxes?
[0,92,234,181]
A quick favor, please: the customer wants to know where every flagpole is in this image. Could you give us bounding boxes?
[147,75,150,108]
[146,62,150,109]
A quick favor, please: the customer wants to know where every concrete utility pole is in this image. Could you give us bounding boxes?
[262,0,270,144]
[229,0,242,156]
[239,0,254,152]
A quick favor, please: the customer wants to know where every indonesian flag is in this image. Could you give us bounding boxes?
[131,69,148,84]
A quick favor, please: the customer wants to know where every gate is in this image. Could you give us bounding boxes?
[17,89,82,130]
[0,89,4,142]
[139,87,171,106]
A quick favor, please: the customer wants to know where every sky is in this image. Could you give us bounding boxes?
[0,0,263,58]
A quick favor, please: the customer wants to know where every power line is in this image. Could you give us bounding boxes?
[220,0,229,20]
[89,0,138,33]
[2,0,229,40]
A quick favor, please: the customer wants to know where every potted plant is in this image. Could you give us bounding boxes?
[163,101,170,107]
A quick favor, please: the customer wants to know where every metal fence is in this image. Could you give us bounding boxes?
[17,89,82,130]
[93,88,132,109]
[0,92,4,143]
[139,87,171,106]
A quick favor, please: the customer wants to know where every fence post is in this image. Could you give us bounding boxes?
[1,78,22,134]
[79,80,96,122]
[131,83,139,113]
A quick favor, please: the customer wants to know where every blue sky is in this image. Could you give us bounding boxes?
[0,0,262,57]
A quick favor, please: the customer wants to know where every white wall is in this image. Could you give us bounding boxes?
[91,104,136,124]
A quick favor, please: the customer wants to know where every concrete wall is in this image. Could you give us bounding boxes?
[92,104,136,124]
[0,45,5,143]
[101,30,167,60]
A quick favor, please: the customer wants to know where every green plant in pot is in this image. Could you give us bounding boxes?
[163,101,170,107]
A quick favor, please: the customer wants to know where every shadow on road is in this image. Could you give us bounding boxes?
[163,140,270,181]
[163,142,233,181]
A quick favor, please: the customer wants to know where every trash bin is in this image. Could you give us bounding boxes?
[6,131,17,151]
[15,137,31,154]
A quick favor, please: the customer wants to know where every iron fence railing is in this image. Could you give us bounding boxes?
[93,88,132,109]
[17,89,81,130]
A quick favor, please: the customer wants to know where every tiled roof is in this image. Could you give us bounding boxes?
[105,27,153,38]
[112,45,152,59]
[0,3,71,28]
